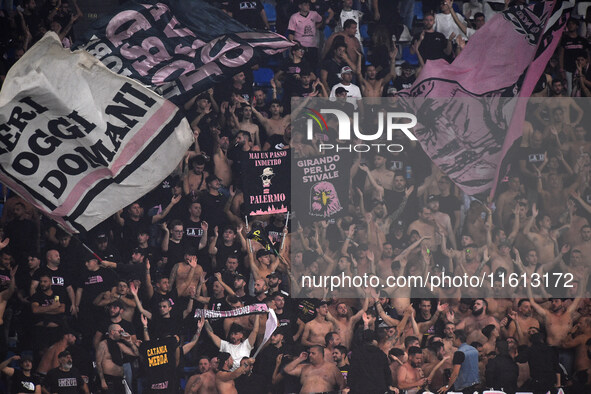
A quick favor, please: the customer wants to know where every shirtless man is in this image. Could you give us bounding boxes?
[365,152,395,193]
[169,252,203,297]
[523,204,557,264]
[331,299,369,348]
[562,317,591,377]
[185,356,217,394]
[528,277,587,347]
[215,353,253,394]
[184,156,210,195]
[408,207,438,250]
[284,345,345,393]
[503,299,540,346]
[356,51,396,101]
[301,301,337,346]
[236,105,260,148]
[442,322,457,355]
[573,225,591,258]
[450,299,499,344]
[495,175,523,229]
[96,324,139,393]
[249,99,290,138]
[37,331,77,376]
[398,346,429,392]
[489,241,514,275]
[248,248,282,282]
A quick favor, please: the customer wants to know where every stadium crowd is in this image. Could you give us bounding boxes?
[2,0,591,393]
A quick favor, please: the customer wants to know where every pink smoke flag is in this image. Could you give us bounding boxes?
[397,1,572,197]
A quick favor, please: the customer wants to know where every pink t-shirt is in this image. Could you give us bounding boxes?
[288,11,322,48]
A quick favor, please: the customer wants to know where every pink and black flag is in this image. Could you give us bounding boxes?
[397,0,572,197]
[76,0,293,105]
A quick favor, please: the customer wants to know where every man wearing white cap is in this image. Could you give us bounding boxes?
[329,66,362,108]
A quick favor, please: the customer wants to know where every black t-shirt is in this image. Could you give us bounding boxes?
[560,35,589,73]
[281,58,312,96]
[140,336,179,393]
[33,266,74,293]
[30,289,67,325]
[183,219,204,250]
[148,289,179,315]
[275,308,298,339]
[200,192,229,236]
[164,239,188,276]
[418,31,448,61]
[120,215,152,257]
[231,0,266,29]
[216,239,245,272]
[78,268,118,306]
[96,318,136,342]
[150,309,184,339]
[11,370,40,394]
[393,74,416,91]
[44,367,85,394]
[519,147,546,173]
[321,57,346,89]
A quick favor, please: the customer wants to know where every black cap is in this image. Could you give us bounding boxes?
[335,87,348,95]
[266,271,280,279]
[132,247,145,255]
[96,232,108,241]
[234,273,246,281]
[184,246,198,256]
[256,249,273,259]
[427,194,439,202]
[317,300,329,307]
[57,350,71,359]
[401,61,414,70]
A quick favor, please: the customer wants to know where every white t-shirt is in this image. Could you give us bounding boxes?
[329,82,362,108]
[435,12,468,40]
[220,339,253,371]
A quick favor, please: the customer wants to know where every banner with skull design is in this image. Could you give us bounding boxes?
[292,153,351,225]
[241,150,290,216]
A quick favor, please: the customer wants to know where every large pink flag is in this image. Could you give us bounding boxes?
[398,1,572,197]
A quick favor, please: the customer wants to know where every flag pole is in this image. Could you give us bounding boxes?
[280,211,290,251]
[245,215,253,253]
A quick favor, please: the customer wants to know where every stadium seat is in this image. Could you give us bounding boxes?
[360,24,369,40]
[414,1,423,20]
[263,2,277,24]
[401,45,419,66]
[253,67,275,86]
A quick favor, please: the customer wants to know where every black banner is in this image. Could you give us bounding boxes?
[241,150,290,216]
[292,154,350,225]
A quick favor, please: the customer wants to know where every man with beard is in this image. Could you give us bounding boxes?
[213,130,233,187]
[422,341,451,390]
[169,250,203,298]
[0,354,41,393]
[284,345,345,393]
[427,194,457,249]
[200,176,230,236]
[504,299,540,345]
[266,271,288,298]
[233,273,255,305]
[30,249,76,317]
[31,273,66,354]
[333,345,350,384]
[272,292,301,343]
[574,224,591,257]
[442,322,457,355]
[450,299,499,342]
[331,300,368,349]
[96,324,139,393]
[44,350,89,393]
[393,62,418,92]
[185,356,217,394]
[398,346,429,391]
[408,206,438,251]
[93,301,136,350]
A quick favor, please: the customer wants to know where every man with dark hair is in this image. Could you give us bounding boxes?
[320,41,353,91]
[348,329,391,393]
[185,356,216,394]
[414,12,452,61]
[485,339,518,393]
[0,354,41,394]
[215,352,254,394]
[254,327,286,391]
[398,346,429,391]
[284,345,345,393]
[31,273,66,354]
[441,329,479,394]
[517,332,561,393]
